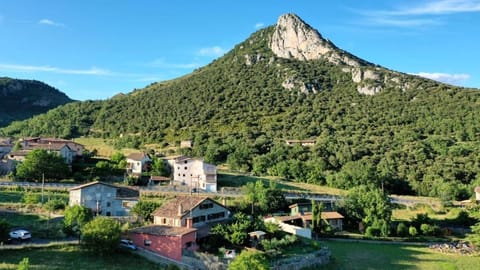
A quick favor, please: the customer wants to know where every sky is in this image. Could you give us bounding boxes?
[0,0,479,100]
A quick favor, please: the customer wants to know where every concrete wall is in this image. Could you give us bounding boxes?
[265,217,312,239]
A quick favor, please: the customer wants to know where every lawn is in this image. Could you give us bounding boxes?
[0,244,167,270]
[323,240,480,270]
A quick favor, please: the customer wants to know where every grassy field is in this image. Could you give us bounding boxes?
[0,245,168,270]
[324,240,480,270]
[74,137,139,158]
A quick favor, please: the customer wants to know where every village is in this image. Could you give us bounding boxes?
[0,137,341,269]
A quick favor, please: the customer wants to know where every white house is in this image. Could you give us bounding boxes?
[126,152,152,175]
[167,156,217,192]
[69,181,139,216]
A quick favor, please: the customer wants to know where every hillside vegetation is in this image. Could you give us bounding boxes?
[0,77,73,127]
[2,23,480,200]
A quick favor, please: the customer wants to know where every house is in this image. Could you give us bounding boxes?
[129,225,198,262]
[126,152,152,175]
[166,156,217,192]
[152,196,230,238]
[475,187,480,201]
[285,139,316,146]
[149,175,171,186]
[69,181,139,216]
[20,137,85,158]
[7,141,76,165]
[0,140,12,159]
[180,140,193,148]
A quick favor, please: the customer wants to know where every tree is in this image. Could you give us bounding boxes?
[17,258,30,270]
[15,149,69,181]
[150,157,168,176]
[81,217,121,254]
[311,201,323,235]
[341,185,392,235]
[212,212,257,246]
[229,250,269,270]
[130,201,160,223]
[63,205,93,237]
[0,219,10,243]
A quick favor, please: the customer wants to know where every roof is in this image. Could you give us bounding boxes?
[150,176,171,181]
[130,225,197,236]
[69,181,117,191]
[69,181,139,199]
[127,152,151,161]
[322,212,344,220]
[25,143,72,152]
[152,196,218,219]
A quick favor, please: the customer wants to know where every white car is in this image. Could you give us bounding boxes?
[120,239,137,250]
[9,229,31,240]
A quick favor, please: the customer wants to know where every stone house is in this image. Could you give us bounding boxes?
[152,196,230,238]
[69,181,139,216]
[166,156,217,192]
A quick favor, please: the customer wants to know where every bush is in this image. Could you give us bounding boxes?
[365,226,381,237]
[396,222,408,237]
[23,192,41,204]
[409,226,418,237]
[420,223,441,236]
[81,217,121,255]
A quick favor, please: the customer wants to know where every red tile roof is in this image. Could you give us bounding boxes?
[152,196,211,219]
[130,225,197,236]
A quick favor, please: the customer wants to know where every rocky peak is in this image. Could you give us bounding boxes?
[270,13,334,61]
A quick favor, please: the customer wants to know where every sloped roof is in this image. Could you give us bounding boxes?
[127,152,151,161]
[130,225,197,236]
[152,196,215,219]
[69,181,139,199]
[25,143,72,152]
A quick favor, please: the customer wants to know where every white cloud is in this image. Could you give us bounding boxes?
[197,46,225,57]
[38,18,65,27]
[0,63,111,76]
[413,72,470,85]
[255,22,264,29]
[358,0,480,27]
[390,0,480,16]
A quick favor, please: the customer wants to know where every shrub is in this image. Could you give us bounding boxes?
[396,222,408,237]
[365,226,381,237]
[409,226,418,237]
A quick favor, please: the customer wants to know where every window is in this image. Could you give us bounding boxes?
[162,218,167,224]
[193,215,206,223]
[106,212,111,216]
[199,202,214,210]
[207,212,225,220]
[184,166,188,170]
[185,241,192,248]
[184,160,188,164]
[106,202,111,207]
[144,239,151,246]
[183,174,185,177]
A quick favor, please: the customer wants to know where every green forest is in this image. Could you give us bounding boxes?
[2,27,480,200]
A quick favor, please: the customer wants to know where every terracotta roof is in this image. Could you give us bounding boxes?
[152,196,212,219]
[150,176,171,181]
[130,225,197,236]
[127,152,151,161]
[322,212,344,220]
[274,215,302,222]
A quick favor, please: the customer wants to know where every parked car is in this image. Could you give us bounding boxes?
[224,249,236,259]
[9,229,31,241]
[120,239,137,250]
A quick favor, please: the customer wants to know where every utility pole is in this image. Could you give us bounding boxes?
[41,173,45,204]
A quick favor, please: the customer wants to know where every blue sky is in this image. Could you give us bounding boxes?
[0,0,479,100]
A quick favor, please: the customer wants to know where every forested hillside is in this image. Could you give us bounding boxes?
[0,77,73,127]
[2,17,480,200]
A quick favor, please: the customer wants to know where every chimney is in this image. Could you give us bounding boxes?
[186,217,193,228]
[178,204,183,216]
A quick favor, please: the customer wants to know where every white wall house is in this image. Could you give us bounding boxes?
[167,156,217,192]
[126,152,152,175]
[69,181,139,216]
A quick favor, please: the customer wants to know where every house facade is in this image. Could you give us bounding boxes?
[475,187,480,201]
[167,156,217,192]
[126,152,152,175]
[152,196,230,238]
[129,225,198,262]
[69,181,139,216]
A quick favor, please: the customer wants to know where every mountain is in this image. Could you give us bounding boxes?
[0,77,74,127]
[1,14,480,199]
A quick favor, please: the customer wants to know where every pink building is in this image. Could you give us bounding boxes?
[129,225,198,261]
